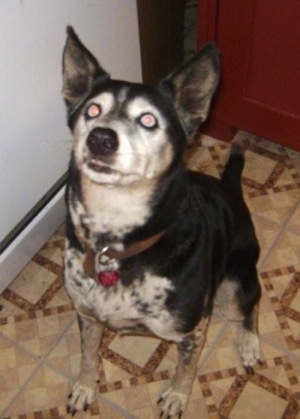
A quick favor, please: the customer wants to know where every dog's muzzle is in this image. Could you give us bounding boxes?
[87,127,119,157]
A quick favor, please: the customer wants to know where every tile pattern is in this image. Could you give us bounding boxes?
[0,131,299,418]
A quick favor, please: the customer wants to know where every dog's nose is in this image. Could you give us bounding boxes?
[86,128,119,156]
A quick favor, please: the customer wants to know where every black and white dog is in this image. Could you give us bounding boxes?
[62,27,261,417]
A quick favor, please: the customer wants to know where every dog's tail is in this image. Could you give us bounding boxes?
[221,145,245,193]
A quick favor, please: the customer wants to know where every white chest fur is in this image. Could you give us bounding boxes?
[81,177,155,238]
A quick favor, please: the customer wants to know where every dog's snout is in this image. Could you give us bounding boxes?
[87,128,119,156]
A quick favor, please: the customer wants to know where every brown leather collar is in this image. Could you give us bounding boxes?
[84,230,165,276]
[104,230,165,260]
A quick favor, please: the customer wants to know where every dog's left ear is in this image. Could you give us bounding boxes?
[159,42,220,138]
[62,26,109,110]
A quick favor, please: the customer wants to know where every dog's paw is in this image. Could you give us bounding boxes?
[157,385,189,418]
[238,330,262,373]
[66,380,97,416]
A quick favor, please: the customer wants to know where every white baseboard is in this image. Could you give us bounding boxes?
[0,187,66,293]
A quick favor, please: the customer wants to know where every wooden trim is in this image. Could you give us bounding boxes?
[197,0,219,46]
[137,0,184,84]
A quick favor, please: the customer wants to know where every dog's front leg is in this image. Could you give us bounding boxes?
[67,314,104,415]
[64,242,103,414]
[158,317,210,418]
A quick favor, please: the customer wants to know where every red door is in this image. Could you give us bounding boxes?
[198,0,300,151]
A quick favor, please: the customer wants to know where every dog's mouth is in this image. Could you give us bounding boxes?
[82,155,145,185]
[87,157,115,174]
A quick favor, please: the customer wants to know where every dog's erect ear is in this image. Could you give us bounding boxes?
[62,26,109,110]
[159,42,219,138]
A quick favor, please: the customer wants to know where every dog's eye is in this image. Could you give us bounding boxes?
[86,104,101,119]
[138,113,157,129]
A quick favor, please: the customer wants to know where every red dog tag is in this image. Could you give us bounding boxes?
[97,270,120,287]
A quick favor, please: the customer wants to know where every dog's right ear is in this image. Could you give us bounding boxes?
[159,42,219,139]
[62,26,109,110]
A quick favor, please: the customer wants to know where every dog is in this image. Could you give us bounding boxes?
[62,26,261,418]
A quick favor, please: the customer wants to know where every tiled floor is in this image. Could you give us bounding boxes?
[0,131,299,418]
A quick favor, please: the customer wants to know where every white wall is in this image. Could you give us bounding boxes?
[0,0,142,244]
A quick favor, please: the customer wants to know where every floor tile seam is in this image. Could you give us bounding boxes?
[259,334,300,363]
[284,196,300,233]
[44,311,78,360]
[258,200,300,272]
[197,321,229,373]
[250,213,287,272]
[0,353,46,417]
[41,314,78,371]
[0,330,43,363]
[0,356,136,419]
[0,312,77,373]
[96,392,139,419]
[0,317,78,416]
[251,211,283,227]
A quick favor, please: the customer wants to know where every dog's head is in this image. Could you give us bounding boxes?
[62,27,219,186]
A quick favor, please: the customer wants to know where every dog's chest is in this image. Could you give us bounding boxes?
[80,180,153,239]
[69,271,182,342]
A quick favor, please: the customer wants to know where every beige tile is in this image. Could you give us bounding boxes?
[8,261,57,304]
[262,231,300,271]
[102,389,128,411]
[286,147,300,173]
[230,381,288,419]
[287,201,300,233]
[243,149,277,184]
[130,406,156,419]
[274,167,297,187]
[98,399,129,418]
[269,189,300,211]
[0,337,39,413]
[199,324,242,374]
[198,318,227,368]
[108,335,160,368]
[39,246,63,267]
[251,215,282,264]
[46,316,80,377]
[287,318,300,350]
[0,296,26,317]
[210,376,236,407]
[5,365,70,416]
[45,286,73,308]
[259,364,292,389]
[185,400,212,419]
[8,311,75,357]
[270,271,295,300]
[186,136,229,178]
[5,364,122,418]
[247,191,300,224]
[102,358,133,383]
[123,385,152,411]
[155,344,177,372]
